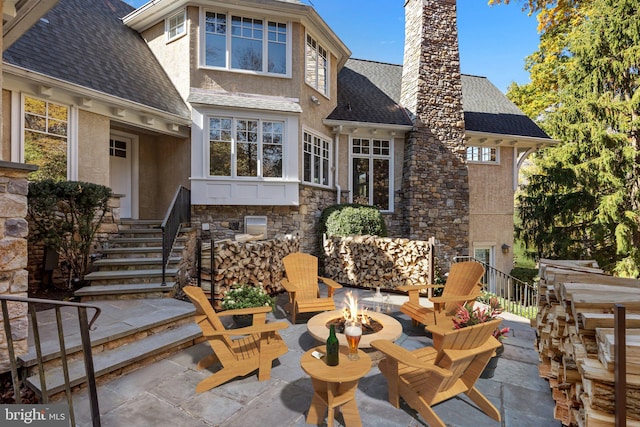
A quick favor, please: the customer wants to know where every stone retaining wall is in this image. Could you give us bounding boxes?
[0,162,35,373]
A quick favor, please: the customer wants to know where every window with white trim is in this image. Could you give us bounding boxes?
[305,33,328,95]
[208,116,284,178]
[23,96,69,181]
[466,146,498,163]
[166,10,186,41]
[303,131,331,186]
[203,11,288,75]
[351,138,392,211]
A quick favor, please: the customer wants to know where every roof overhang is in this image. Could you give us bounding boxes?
[4,63,191,137]
[123,0,351,69]
[3,0,60,51]
[464,130,559,149]
[323,119,413,137]
[188,88,302,113]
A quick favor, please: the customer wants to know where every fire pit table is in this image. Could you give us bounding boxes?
[306,309,403,348]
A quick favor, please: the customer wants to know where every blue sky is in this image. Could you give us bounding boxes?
[124,0,540,93]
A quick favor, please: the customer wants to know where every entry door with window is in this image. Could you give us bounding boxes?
[109,136,133,218]
[474,246,495,293]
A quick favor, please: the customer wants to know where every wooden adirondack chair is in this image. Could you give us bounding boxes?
[281,252,342,324]
[183,286,289,393]
[397,261,485,327]
[371,318,503,427]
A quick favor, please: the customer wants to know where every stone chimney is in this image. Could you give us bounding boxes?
[400,0,469,264]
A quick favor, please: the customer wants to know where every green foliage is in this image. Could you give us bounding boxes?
[509,267,538,285]
[514,0,640,276]
[28,180,112,284]
[320,204,387,237]
[221,284,275,311]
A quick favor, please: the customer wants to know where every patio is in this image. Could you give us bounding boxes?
[68,286,559,427]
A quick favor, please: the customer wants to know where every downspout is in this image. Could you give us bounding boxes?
[333,126,342,204]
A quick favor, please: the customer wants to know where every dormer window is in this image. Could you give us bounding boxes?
[166,10,186,42]
[305,33,328,95]
[203,11,289,76]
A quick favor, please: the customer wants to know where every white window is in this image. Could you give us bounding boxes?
[203,11,288,75]
[303,131,331,186]
[305,33,328,95]
[466,146,498,163]
[350,138,392,211]
[23,96,69,181]
[166,10,186,41]
[208,116,284,178]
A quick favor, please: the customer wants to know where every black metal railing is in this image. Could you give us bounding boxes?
[453,256,538,318]
[1,295,102,427]
[161,185,191,285]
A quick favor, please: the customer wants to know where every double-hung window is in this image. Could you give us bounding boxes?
[351,138,392,211]
[466,146,498,163]
[204,11,288,75]
[23,96,69,181]
[209,116,284,178]
[303,131,331,186]
[305,34,328,95]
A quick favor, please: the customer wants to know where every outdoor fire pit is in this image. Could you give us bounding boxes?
[306,309,402,348]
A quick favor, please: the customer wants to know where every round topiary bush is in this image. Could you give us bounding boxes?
[321,204,387,237]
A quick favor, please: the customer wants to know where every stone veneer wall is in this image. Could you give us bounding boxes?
[192,185,343,256]
[400,0,469,266]
[0,162,35,373]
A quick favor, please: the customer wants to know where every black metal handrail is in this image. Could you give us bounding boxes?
[453,255,538,317]
[1,295,102,427]
[161,185,191,285]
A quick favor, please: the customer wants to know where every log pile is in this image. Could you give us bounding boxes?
[322,235,433,289]
[200,235,299,308]
[534,259,640,426]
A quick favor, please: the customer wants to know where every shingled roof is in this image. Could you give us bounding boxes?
[330,58,550,139]
[3,0,190,120]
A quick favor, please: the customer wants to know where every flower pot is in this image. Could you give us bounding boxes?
[480,344,504,379]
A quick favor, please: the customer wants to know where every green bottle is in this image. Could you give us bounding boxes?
[326,324,339,366]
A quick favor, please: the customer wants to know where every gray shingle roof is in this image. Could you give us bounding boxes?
[331,58,550,139]
[3,0,190,120]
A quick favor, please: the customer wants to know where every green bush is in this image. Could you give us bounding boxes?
[320,204,387,237]
[510,267,538,285]
[221,284,275,311]
[28,180,112,285]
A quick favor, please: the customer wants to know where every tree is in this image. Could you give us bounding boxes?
[514,0,640,276]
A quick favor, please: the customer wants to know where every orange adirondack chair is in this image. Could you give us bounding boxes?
[183,286,289,393]
[397,261,485,327]
[371,318,503,427]
[281,252,342,324]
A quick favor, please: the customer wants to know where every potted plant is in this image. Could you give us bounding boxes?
[452,297,510,379]
[221,283,276,327]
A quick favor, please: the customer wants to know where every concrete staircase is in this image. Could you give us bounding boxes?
[75,219,187,301]
[20,298,200,399]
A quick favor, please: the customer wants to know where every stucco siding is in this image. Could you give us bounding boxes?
[77,110,109,186]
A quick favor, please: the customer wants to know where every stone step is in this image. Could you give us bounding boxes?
[92,256,180,268]
[74,283,175,300]
[106,236,187,248]
[84,268,178,285]
[25,322,201,398]
[20,298,196,369]
[117,219,162,230]
[115,228,163,236]
[98,246,185,257]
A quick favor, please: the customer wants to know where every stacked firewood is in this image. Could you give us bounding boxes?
[200,236,299,306]
[534,259,640,426]
[322,235,433,289]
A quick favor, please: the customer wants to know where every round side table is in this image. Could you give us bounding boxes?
[300,345,371,427]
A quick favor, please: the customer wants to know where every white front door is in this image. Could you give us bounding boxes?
[474,246,495,293]
[109,134,136,218]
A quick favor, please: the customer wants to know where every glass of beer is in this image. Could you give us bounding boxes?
[344,320,362,360]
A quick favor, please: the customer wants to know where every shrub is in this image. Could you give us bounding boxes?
[28,180,112,286]
[221,284,275,311]
[321,204,387,238]
[510,267,538,285]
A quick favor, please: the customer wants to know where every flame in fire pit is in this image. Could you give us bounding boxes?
[342,291,368,325]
